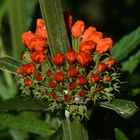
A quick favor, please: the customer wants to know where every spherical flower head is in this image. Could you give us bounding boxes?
[52,93,58,100]
[29,38,47,51]
[54,71,64,82]
[82,26,96,41]
[78,90,86,97]
[35,19,48,40]
[24,78,32,86]
[68,83,76,91]
[97,62,107,72]
[71,20,85,38]
[30,51,46,63]
[107,58,116,68]
[46,70,52,77]
[77,51,91,67]
[96,38,113,54]
[80,40,96,54]
[76,76,87,86]
[49,80,57,88]
[35,73,42,81]
[52,52,64,66]
[64,95,71,103]
[67,67,78,78]
[65,49,77,65]
[23,63,36,75]
[90,73,100,83]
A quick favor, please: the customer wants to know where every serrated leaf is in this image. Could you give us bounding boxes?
[0,56,21,74]
[39,0,70,56]
[0,113,55,137]
[115,128,128,140]
[99,99,139,119]
[121,50,140,74]
[0,98,47,112]
[111,26,140,62]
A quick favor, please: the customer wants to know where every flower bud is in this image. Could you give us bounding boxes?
[52,52,64,66]
[35,73,42,81]
[64,95,71,103]
[17,67,25,75]
[30,51,46,63]
[35,19,48,40]
[90,73,100,83]
[88,32,103,43]
[76,76,87,86]
[23,63,36,75]
[71,20,85,38]
[77,51,91,67]
[46,70,52,77]
[52,93,58,100]
[24,78,32,86]
[107,58,116,67]
[96,38,113,54]
[97,62,107,72]
[78,90,86,97]
[105,76,111,81]
[49,81,57,88]
[54,71,64,82]
[65,49,77,65]
[80,40,95,54]
[68,83,76,91]
[67,67,78,78]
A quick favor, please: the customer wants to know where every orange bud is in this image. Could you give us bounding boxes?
[71,20,85,38]
[52,52,64,66]
[24,78,32,86]
[35,73,42,81]
[88,32,103,43]
[78,90,86,97]
[76,76,87,86]
[80,40,95,54]
[68,83,76,90]
[90,73,100,83]
[67,67,78,78]
[97,62,107,72]
[54,71,64,82]
[64,95,71,103]
[107,58,116,67]
[96,38,113,54]
[52,93,58,100]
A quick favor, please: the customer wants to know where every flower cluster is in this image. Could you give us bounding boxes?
[17,16,120,119]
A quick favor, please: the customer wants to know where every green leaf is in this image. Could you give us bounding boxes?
[0,56,21,74]
[0,113,55,137]
[62,118,89,140]
[121,50,140,74]
[115,128,128,140]
[131,88,140,97]
[99,99,139,119]
[8,0,27,59]
[111,26,140,62]
[39,0,70,56]
[0,98,47,112]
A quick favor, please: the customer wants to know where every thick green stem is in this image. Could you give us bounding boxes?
[62,118,89,140]
[39,0,71,56]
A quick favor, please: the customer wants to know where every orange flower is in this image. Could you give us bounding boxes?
[96,38,113,54]
[107,58,116,67]
[24,78,32,86]
[52,52,64,66]
[35,73,42,81]
[22,63,36,75]
[65,49,77,65]
[67,67,78,78]
[17,67,25,75]
[80,40,96,54]
[88,31,103,43]
[30,51,46,63]
[68,83,76,90]
[54,71,64,82]
[76,76,87,86]
[77,51,91,67]
[97,62,107,72]
[35,19,48,40]
[82,26,96,41]
[49,81,57,88]
[90,73,100,83]
[71,20,85,38]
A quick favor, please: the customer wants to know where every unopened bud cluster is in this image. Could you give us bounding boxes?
[17,15,120,119]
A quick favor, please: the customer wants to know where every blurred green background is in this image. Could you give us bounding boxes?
[0,0,140,139]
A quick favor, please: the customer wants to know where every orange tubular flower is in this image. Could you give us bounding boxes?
[35,19,48,40]
[30,51,46,63]
[71,20,85,38]
[82,26,96,41]
[97,62,107,72]
[67,67,78,78]
[77,51,91,67]
[54,71,64,82]
[65,49,77,65]
[90,73,100,83]
[96,38,113,54]
[80,40,96,54]
[107,58,116,68]
[88,31,103,43]
[52,52,64,66]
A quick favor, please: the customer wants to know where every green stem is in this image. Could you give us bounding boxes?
[39,0,71,56]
